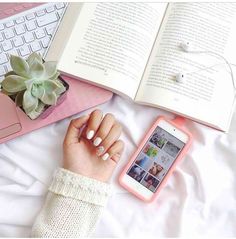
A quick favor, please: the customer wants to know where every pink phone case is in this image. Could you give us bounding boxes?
[119,116,193,203]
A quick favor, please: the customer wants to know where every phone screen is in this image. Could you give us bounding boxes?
[126,125,186,193]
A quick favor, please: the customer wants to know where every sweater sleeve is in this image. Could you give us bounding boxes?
[31,168,112,238]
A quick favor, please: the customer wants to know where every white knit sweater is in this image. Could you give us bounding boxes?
[31,168,112,237]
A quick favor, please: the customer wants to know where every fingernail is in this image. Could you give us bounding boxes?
[97,146,104,156]
[93,137,102,146]
[87,130,94,139]
[102,153,109,161]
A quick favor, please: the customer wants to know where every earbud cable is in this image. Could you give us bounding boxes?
[186,50,236,93]
[184,48,236,119]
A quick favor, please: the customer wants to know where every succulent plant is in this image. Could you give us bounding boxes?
[1,53,66,119]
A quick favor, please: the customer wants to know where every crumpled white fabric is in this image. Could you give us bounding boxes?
[0,95,236,237]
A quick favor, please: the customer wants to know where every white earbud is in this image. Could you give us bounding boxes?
[176,40,236,116]
[175,72,187,83]
[177,41,235,90]
[180,41,191,52]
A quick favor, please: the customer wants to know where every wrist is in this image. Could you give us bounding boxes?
[63,163,112,183]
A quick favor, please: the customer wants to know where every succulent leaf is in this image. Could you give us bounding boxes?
[49,72,60,82]
[40,91,57,105]
[53,80,66,95]
[23,90,38,114]
[15,91,25,107]
[53,79,64,87]
[44,80,60,92]
[30,59,45,78]
[44,61,57,78]
[5,71,16,77]
[1,53,65,119]
[27,102,45,120]
[10,55,29,78]
[25,79,35,91]
[31,84,45,99]
[27,53,43,67]
[0,88,16,96]
[1,75,28,93]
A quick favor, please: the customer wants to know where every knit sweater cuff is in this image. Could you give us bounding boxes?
[49,168,112,206]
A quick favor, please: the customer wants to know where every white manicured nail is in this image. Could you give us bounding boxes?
[102,153,109,161]
[87,130,95,139]
[97,146,104,155]
[93,137,102,146]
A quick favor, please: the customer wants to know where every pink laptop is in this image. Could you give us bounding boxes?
[0,3,113,144]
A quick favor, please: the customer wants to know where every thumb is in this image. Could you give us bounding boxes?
[64,115,90,145]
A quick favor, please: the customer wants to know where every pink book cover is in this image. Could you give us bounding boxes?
[0,3,113,143]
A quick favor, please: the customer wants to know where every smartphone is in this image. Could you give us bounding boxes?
[119,116,192,203]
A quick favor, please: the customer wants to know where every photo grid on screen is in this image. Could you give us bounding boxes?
[127,126,185,192]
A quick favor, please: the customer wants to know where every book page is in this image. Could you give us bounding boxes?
[136,3,236,130]
[45,3,83,62]
[56,3,167,99]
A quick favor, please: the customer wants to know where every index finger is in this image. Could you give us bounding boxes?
[64,115,90,145]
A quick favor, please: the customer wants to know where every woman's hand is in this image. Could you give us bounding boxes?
[63,110,124,182]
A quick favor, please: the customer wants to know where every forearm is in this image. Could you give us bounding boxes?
[31,168,112,238]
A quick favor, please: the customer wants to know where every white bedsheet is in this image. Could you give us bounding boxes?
[0,95,236,237]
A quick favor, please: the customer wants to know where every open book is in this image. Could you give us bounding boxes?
[46,3,236,132]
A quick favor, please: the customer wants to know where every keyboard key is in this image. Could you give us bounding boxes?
[34,50,44,58]
[24,32,35,43]
[5,20,15,28]
[36,9,45,17]
[36,12,58,27]
[45,22,58,35]
[41,36,51,48]
[46,5,55,13]
[2,41,13,51]
[0,65,6,77]
[0,33,4,42]
[57,9,65,17]
[0,54,8,64]
[26,13,35,20]
[4,62,12,72]
[35,28,46,39]
[12,36,24,47]
[15,17,25,24]
[7,49,19,57]
[0,23,4,31]
[30,41,42,52]
[4,29,15,39]
[19,45,31,56]
[25,21,37,31]
[15,25,26,35]
[0,3,66,79]
[55,3,65,9]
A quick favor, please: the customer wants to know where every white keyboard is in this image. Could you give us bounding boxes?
[0,2,68,81]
